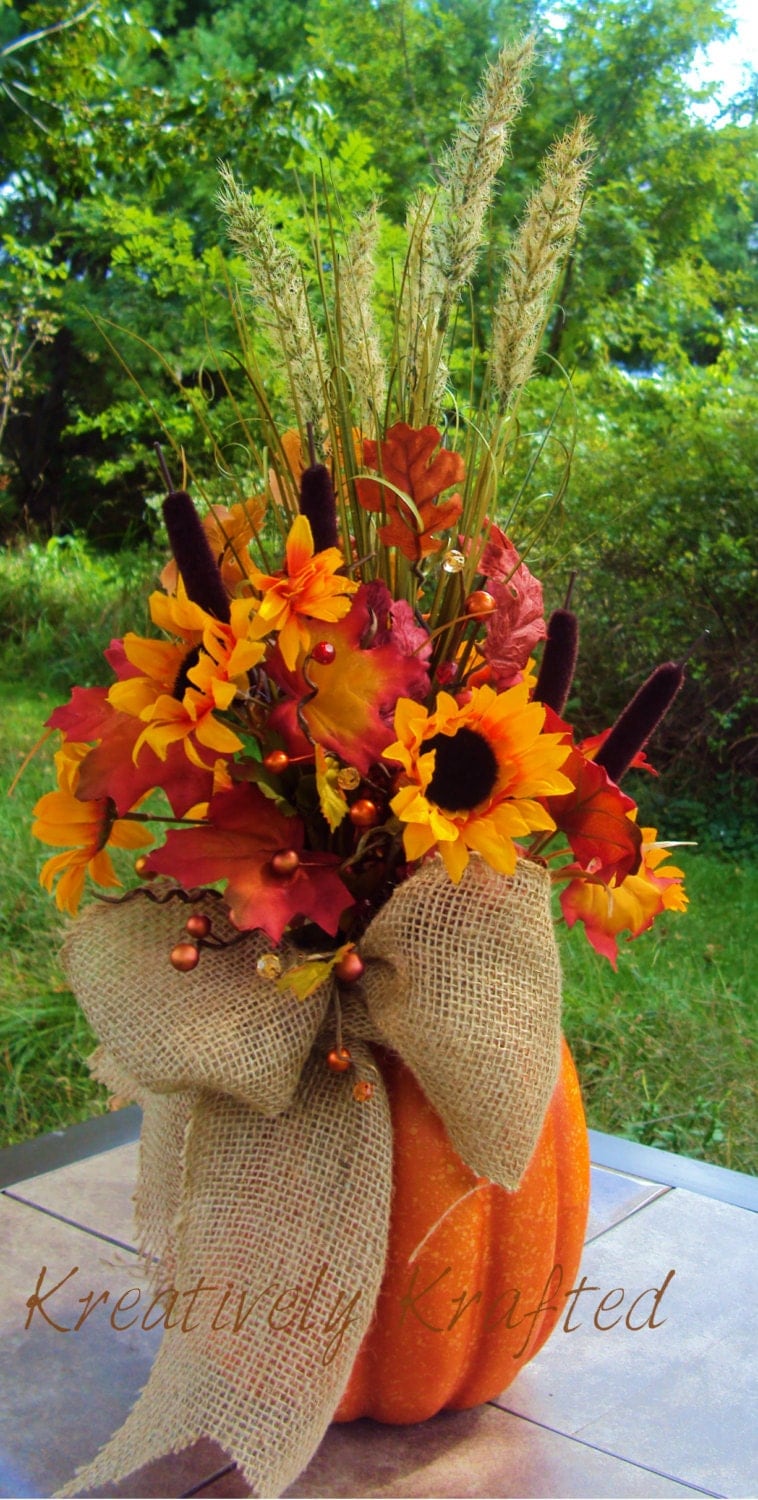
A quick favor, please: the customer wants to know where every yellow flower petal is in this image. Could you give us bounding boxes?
[438,836,470,883]
[285,513,315,574]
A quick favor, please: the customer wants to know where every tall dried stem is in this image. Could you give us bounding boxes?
[399,191,447,423]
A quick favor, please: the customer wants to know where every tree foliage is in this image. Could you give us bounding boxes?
[0,0,755,796]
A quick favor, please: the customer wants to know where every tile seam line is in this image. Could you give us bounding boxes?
[486,1402,724,1498]
[585,1182,673,1241]
[182,1460,238,1496]
[2,1188,138,1256]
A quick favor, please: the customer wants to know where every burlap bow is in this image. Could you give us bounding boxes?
[58,854,562,1499]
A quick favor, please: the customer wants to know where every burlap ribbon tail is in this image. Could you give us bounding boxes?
[57,854,562,1499]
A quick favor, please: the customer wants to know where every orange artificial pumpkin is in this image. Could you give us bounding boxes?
[335,1035,589,1423]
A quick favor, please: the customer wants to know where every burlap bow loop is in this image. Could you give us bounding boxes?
[359,855,563,1187]
[63,890,333,1116]
[58,854,562,1499]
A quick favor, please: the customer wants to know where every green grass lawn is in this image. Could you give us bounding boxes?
[2,671,756,1173]
[1,680,110,1141]
[560,851,757,1173]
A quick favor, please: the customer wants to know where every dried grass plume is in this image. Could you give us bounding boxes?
[434,36,535,334]
[217,161,327,433]
[492,116,594,406]
[339,203,387,434]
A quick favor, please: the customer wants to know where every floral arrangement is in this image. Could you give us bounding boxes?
[31,43,687,990]
[35,41,694,1499]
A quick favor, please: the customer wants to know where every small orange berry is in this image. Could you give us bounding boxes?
[353,1080,374,1103]
[349,798,379,828]
[326,1046,352,1073]
[335,950,365,984]
[464,590,496,617]
[270,849,300,877]
[264,749,290,773]
[169,942,199,973]
[186,913,211,940]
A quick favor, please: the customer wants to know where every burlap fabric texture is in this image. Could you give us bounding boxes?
[57,853,562,1499]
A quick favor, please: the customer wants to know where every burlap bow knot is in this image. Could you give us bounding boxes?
[58,854,562,1499]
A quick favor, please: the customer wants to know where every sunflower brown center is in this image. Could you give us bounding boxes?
[425,726,499,811]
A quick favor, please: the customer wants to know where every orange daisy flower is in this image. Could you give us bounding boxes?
[246,514,358,671]
[108,589,265,767]
[560,828,688,966]
[32,742,152,915]
[384,682,574,882]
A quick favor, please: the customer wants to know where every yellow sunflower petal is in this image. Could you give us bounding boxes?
[108,819,154,852]
[438,836,470,884]
[87,848,121,888]
[463,818,519,874]
[401,820,440,862]
[53,859,89,915]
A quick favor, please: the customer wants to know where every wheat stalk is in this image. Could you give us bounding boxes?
[397,190,447,422]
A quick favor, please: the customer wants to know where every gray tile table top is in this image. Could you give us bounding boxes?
[0,1114,754,1499]
[495,1188,758,1497]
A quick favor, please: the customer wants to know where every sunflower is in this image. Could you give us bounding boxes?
[108,589,265,767]
[246,514,358,670]
[32,742,152,915]
[384,682,574,882]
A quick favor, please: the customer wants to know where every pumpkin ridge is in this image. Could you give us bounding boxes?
[333,1039,589,1424]
[528,1037,590,1361]
[446,1114,558,1408]
[445,1172,497,1407]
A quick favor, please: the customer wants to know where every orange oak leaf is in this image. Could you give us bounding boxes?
[356,422,464,561]
[144,784,354,940]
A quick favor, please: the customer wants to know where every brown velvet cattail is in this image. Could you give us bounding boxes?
[299,463,339,552]
[534,609,579,716]
[163,489,230,623]
[594,662,685,785]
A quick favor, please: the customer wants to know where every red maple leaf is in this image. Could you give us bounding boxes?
[103,637,143,680]
[48,683,216,818]
[356,423,464,561]
[546,747,642,883]
[79,720,216,818]
[47,685,112,741]
[268,587,430,774]
[144,784,354,941]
